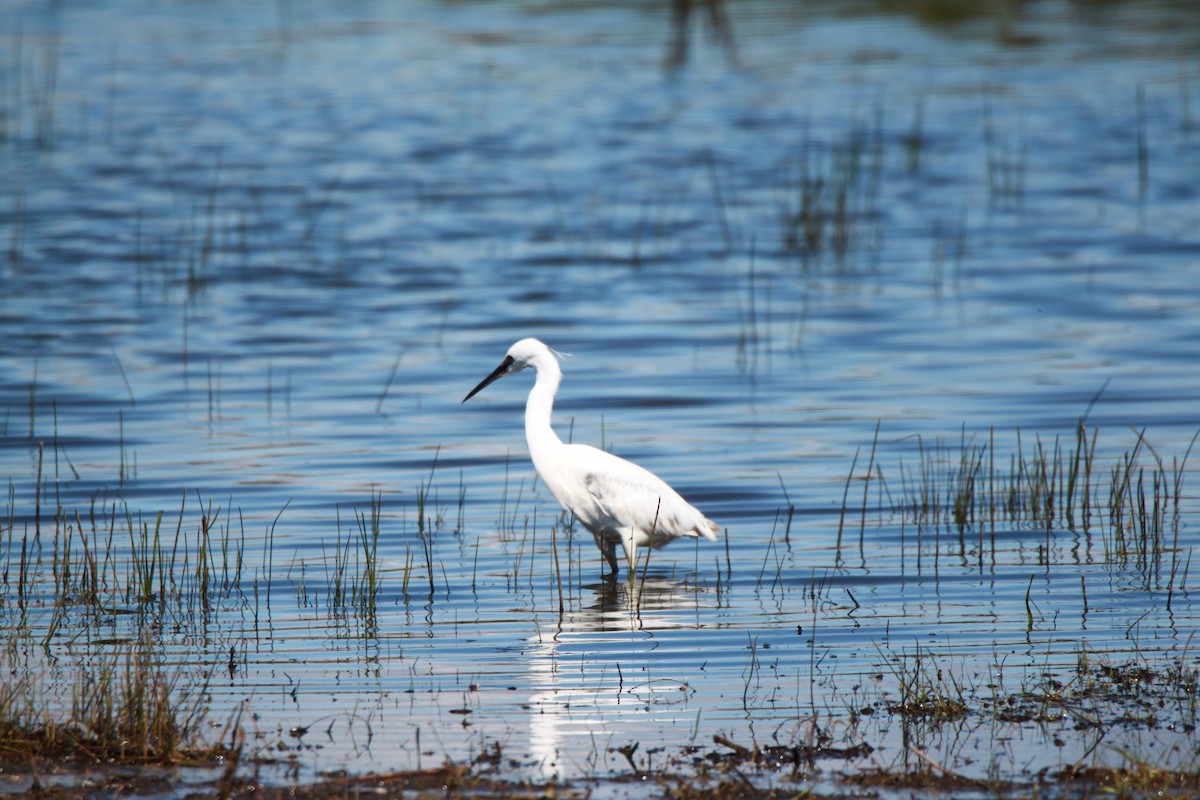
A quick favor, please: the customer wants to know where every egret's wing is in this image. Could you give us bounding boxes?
[583,468,666,530]
[578,447,716,541]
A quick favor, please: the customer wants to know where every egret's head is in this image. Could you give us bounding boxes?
[462,338,561,403]
[506,338,553,371]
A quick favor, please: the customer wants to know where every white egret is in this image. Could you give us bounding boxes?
[463,338,720,576]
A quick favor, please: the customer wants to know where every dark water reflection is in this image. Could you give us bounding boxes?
[2,0,1199,786]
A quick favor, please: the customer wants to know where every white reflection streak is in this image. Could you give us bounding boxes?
[524,578,708,779]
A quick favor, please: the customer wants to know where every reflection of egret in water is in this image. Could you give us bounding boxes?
[666,0,737,71]
[524,575,712,778]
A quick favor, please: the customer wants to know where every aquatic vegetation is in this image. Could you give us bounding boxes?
[2,337,1197,795]
[779,118,883,269]
[879,645,970,724]
[2,1,1199,797]
[3,372,1200,798]
[842,416,1196,594]
[0,628,223,766]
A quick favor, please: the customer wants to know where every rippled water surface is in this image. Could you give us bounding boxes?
[2,0,1199,788]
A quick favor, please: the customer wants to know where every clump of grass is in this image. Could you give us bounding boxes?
[1074,647,1198,732]
[982,87,1027,206]
[1062,762,1200,797]
[1105,428,1197,589]
[880,646,970,724]
[0,445,302,771]
[780,118,882,268]
[322,490,382,633]
[706,727,872,775]
[0,629,225,766]
[354,491,382,614]
[1,27,61,151]
[848,412,1196,590]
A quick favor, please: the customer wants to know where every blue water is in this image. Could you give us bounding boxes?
[2,0,1198,788]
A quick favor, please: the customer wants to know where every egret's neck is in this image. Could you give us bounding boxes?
[524,359,565,463]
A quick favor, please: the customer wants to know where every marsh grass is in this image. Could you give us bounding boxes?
[1,25,60,151]
[0,422,1196,792]
[323,491,382,632]
[879,645,970,725]
[0,628,224,766]
[780,117,882,268]
[847,642,1200,794]
[0,428,285,765]
[982,87,1027,206]
[0,448,416,769]
[1,487,260,624]
[843,416,1196,591]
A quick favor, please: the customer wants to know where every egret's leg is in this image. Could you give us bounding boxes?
[601,540,619,576]
[592,531,619,576]
[620,530,638,574]
[590,531,604,557]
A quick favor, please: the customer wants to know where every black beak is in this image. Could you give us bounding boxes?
[462,355,514,403]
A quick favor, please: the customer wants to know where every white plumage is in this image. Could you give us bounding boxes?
[463,338,720,576]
